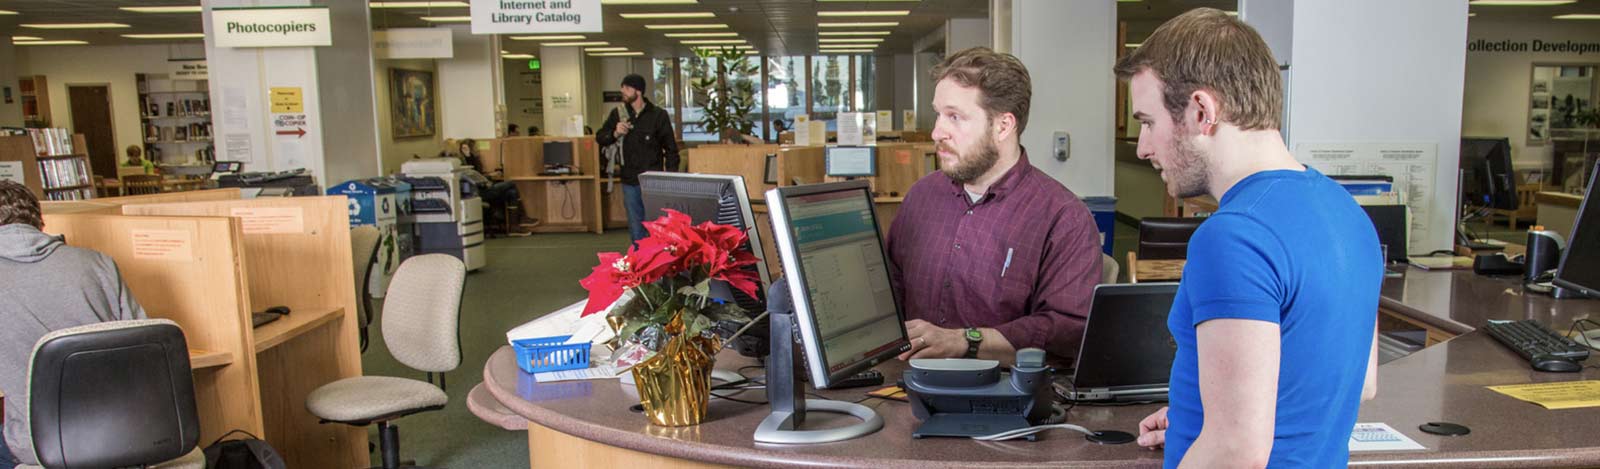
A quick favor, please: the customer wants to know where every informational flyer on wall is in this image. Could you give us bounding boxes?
[0,161,23,184]
[1296,142,1438,254]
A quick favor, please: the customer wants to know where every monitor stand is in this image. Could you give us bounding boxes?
[753,280,884,444]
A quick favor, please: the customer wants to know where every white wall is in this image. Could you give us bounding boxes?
[1462,17,1600,169]
[589,57,634,130]
[0,35,21,127]
[503,57,542,135]
[946,18,992,54]
[1011,0,1117,197]
[438,25,500,140]
[17,44,207,160]
[375,59,441,174]
[1280,0,1468,252]
[539,45,587,137]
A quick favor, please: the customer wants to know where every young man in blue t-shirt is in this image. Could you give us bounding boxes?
[1114,8,1381,468]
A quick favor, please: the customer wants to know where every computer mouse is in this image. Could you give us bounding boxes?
[1531,355,1581,373]
[264,305,291,315]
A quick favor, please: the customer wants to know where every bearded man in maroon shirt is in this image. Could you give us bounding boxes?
[889,47,1103,366]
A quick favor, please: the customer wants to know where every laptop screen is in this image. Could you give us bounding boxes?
[1072,283,1180,390]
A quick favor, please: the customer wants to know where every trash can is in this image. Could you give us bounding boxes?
[1082,196,1117,256]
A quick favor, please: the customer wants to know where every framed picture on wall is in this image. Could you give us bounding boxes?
[389,68,436,138]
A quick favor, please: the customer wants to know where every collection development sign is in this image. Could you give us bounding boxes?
[212,7,332,48]
[471,0,602,35]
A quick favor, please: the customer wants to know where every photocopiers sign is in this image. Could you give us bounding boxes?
[212,6,332,48]
[471,0,602,35]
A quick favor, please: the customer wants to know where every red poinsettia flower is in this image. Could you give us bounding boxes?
[580,209,765,317]
[579,251,640,317]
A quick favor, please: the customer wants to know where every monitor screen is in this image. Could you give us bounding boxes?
[1361,204,1408,262]
[1460,137,1517,210]
[825,146,876,177]
[768,181,908,387]
[212,161,242,173]
[639,172,770,311]
[543,141,574,167]
[764,153,779,185]
[1554,162,1600,296]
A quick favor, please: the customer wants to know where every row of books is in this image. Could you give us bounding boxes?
[43,188,95,201]
[27,128,75,156]
[144,123,214,143]
[39,158,91,189]
[142,98,211,118]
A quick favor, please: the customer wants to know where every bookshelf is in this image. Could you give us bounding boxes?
[136,73,215,166]
[0,131,95,201]
[17,75,51,128]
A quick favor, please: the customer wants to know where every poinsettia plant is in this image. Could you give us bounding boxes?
[580,209,761,344]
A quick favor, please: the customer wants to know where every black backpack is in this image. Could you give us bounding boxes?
[203,430,286,469]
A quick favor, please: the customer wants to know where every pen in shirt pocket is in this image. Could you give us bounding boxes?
[1001,247,1014,278]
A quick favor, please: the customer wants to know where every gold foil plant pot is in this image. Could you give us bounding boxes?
[631,311,719,427]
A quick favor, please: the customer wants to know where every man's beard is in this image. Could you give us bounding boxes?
[940,129,1001,185]
[1164,123,1211,199]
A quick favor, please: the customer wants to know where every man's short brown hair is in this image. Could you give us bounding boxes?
[1113,8,1282,131]
[0,180,43,229]
[931,47,1033,135]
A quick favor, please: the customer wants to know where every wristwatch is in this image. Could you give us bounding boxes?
[963,328,983,359]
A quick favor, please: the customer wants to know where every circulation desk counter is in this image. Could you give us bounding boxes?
[484,267,1600,468]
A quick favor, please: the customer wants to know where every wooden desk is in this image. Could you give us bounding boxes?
[1376,266,1596,347]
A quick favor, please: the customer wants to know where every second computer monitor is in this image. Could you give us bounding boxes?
[825,146,876,178]
[638,172,771,311]
[1460,137,1517,210]
[543,141,575,167]
[1554,161,1600,297]
[766,180,910,388]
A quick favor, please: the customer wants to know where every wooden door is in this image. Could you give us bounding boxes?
[68,85,118,179]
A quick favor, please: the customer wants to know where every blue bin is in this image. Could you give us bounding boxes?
[1083,196,1117,256]
[512,335,591,374]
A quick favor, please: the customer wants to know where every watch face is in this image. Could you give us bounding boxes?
[965,328,983,342]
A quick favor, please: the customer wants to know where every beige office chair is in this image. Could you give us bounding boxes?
[305,254,464,469]
[351,225,380,353]
[1100,252,1120,285]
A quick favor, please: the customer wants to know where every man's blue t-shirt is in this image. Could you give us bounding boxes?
[1163,167,1381,468]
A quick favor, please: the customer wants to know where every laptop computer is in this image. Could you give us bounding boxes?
[1068,282,1180,402]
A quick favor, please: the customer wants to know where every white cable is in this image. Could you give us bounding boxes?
[971,423,1095,442]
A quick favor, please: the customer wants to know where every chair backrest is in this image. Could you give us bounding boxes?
[123,174,163,195]
[27,319,198,468]
[382,254,465,373]
[350,226,381,319]
[1100,252,1120,285]
[1137,217,1205,260]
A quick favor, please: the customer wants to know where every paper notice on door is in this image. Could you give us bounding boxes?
[1487,380,1600,410]
[1348,423,1426,452]
[132,229,195,261]
[229,207,306,234]
[0,161,24,184]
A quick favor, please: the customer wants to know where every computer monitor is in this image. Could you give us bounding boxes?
[1553,161,1600,297]
[766,180,910,387]
[212,161,242,174]
[543,141,574,167]
[764,153,780,185]
[1460,137,1518,210]
[1361,204,1409,263]
[825,146,876,178]
[638,172,771,313]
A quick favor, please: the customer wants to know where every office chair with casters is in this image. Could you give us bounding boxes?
[21,319,206,469]
[1136,217,1205,260]
[306,254,464,469]
[350,225,381,353]
[1100,252,1120,285]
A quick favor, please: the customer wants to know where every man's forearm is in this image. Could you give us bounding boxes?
[977,328,1016,366]
[1179,430,1271,469]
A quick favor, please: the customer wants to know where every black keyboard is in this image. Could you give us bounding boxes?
[1485,320,1590,362]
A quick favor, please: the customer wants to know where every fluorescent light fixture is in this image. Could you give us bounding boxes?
[736,45,756,49]
[21,23,131,29]
[817,0,919,2]
[0,10,16,15]
[545,41,610,46]
[819,43,877,48]
[590,51,646,56]
[585,47,629,52]
[502,53,535,59]
[1125,43,1141,48]
[818,22,899,27]
[619,12,715,19]
[818,31,892,36]
[1117,0,1141,2]
[419,16,472,22]
[1468,0,1574,4]
[15,40,90,45]
[818,38,883,43]
[509,35,586,41]
[680,39,745,44]
[1554,13,1600,19]
[603,0,698,4]
[664,32,738,37]
[821,49,875,53]
[371,1,470,7]
[120,6,204,13]
[817,10,910,17]
[12,36,43,41]
[643,23,728,29]
[123,33,207,39]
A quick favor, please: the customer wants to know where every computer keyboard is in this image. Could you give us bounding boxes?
[1485,320,1590,363]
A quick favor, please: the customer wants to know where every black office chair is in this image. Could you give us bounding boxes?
[21,319,205,469]
[1136,217,1206,260]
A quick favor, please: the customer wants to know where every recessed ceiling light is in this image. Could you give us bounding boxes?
[123,33,207,39]
[818,38,883,43]
[1125,43,1141,48]
[643,23,729,29]
[1554,13,1600,19]
[371,1,470,7]
[15,40,90,45]
[120,6,204,13]
[12,36,43,41]
[503,53,535,59]
[664,32,738,38]
[586,47,629,52]
[1468,0,1574,4]
[820,49,875,53]
[619,12,715,19]
[818,31,892,36]
[817,10,910,17]
[419,16,472,22]
[21,23,131,29]
[819,43,877,48]
[603,0,697,4]
[681,39,745,44]
[545,41,610,46]
[590,51,646,56]
[818,22,899,28]
[0,10,17,15]
[509,35,587,41]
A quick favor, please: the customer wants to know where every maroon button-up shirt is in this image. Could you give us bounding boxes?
[886,150,1102,359]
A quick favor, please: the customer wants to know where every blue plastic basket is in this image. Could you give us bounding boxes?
[512,335,591,374]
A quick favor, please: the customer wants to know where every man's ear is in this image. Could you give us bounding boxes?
[1189,89,1223,134]
[993,112,1018,142]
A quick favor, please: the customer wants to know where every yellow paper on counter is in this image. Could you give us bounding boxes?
[1486,380,1600,410]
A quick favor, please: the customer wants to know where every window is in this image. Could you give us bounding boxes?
[811,55,849,130]
[650,58,676,125]
[766,56,806,139]
[854,55,876,113]
[680,54,718,142]
[726,53,764,141]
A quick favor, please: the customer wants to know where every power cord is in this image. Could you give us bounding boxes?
[1563,319,1600,372]
[560,182,577,220]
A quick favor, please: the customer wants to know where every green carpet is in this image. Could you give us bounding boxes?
[361,231,632,468]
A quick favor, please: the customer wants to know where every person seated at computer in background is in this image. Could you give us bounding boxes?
[0,180,147,469]
[888,47,1103,366]
[457,139,529,235]
[506,123,520,137]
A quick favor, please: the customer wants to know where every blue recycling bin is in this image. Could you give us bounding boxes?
[1083,196,1116,256]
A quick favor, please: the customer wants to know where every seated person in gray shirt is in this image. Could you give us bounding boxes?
[0,180,146,469]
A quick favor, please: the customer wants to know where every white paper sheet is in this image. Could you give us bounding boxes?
[1348,422,1426,452]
